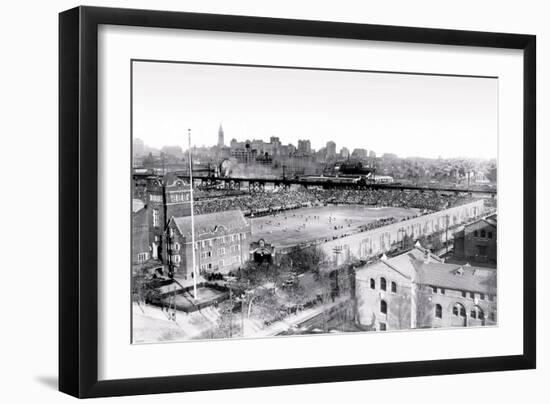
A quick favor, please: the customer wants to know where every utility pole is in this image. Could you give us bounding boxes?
[188,129,198,300]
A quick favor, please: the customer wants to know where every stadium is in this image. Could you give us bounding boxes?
[192,186,488,259]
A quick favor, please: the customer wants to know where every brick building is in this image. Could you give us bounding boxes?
[355,242,497,331]
[132,171,192,274]
[167,210,251,279]
[454,214,497,265]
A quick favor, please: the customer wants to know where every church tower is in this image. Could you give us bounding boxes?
[217,124,224,147]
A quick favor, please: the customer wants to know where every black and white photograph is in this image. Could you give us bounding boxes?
[131,60,498,343]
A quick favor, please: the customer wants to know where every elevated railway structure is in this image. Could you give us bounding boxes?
[133,170,496,196]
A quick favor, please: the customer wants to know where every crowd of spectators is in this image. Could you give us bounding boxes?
[193,188,475,216]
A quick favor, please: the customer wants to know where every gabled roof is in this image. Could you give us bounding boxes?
[414,261,496,295]
[355,243,496,295]
[356,245,442,281]
[171,210,248,240]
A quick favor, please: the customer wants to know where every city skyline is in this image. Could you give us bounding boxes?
[132,61,498,159]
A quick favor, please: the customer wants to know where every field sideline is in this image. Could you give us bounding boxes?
[250,205,420,249]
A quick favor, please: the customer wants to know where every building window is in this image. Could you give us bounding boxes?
[435,304,442,319]
[218,247,225,256]
[380,278,387,291]
[480,293,485,300]
[471,306,484,320]
[474,230,478,237]
[432,286,437,294]
[153,209,160,227]
[219,259,225,267]
[461,291,467,298]
[490,312,497,322]
[470,292,475,299]
[370,279,375,289]
[488,231,493,239]
[440,288,446,295]
[453,303,466,317]
[380,300,387,315]
[379,322,387,331]
[173,242,180,251]
[137,252,149,263]
[489,294,495,302]
[391,281,397,293]
[481,230,486,238]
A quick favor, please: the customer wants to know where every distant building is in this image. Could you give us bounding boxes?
[256,152,273,166]
[167,210,251,278]
[454,215,497,265]
[340,147,350,159]
[369,150,376,158]
[218,124,225,147]
[231,143,257,164]
[355,243,497,331]
[298,139,312,154]
[351,148,368,160]
[326,141,336,160]
[161,145,184,159]
[133,138,145,156]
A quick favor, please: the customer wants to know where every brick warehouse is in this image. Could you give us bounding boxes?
[454,214,497,265]
[355,242,497,331]
[167,210,251,279]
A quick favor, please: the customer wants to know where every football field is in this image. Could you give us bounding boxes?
[250,205,420,249]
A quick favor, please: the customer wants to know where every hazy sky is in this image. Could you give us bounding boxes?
[132,60,498,159]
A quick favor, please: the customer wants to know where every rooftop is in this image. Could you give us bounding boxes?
[171,210,249,240]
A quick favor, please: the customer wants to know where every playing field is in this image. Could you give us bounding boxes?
[250,205,420,249]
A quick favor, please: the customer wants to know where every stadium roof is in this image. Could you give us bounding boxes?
[171,210,248,240]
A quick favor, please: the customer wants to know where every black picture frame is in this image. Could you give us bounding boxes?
[59,5,536,398]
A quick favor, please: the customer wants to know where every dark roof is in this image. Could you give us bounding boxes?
[171,210,248,239]
[414,261,496,295]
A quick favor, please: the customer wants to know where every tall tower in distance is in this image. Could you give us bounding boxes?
[217,124,225,147]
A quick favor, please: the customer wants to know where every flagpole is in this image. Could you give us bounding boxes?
[188,128,198,300]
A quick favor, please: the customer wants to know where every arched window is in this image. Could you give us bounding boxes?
[391,281,397,293]
[380,300,387,314]
[370,278,375,289]
[453,303,466,317]
[481,230,486,238]
[435,304,442,319]
[474,230,479,237]
[380,277,387,291]
[471,306,484,320]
